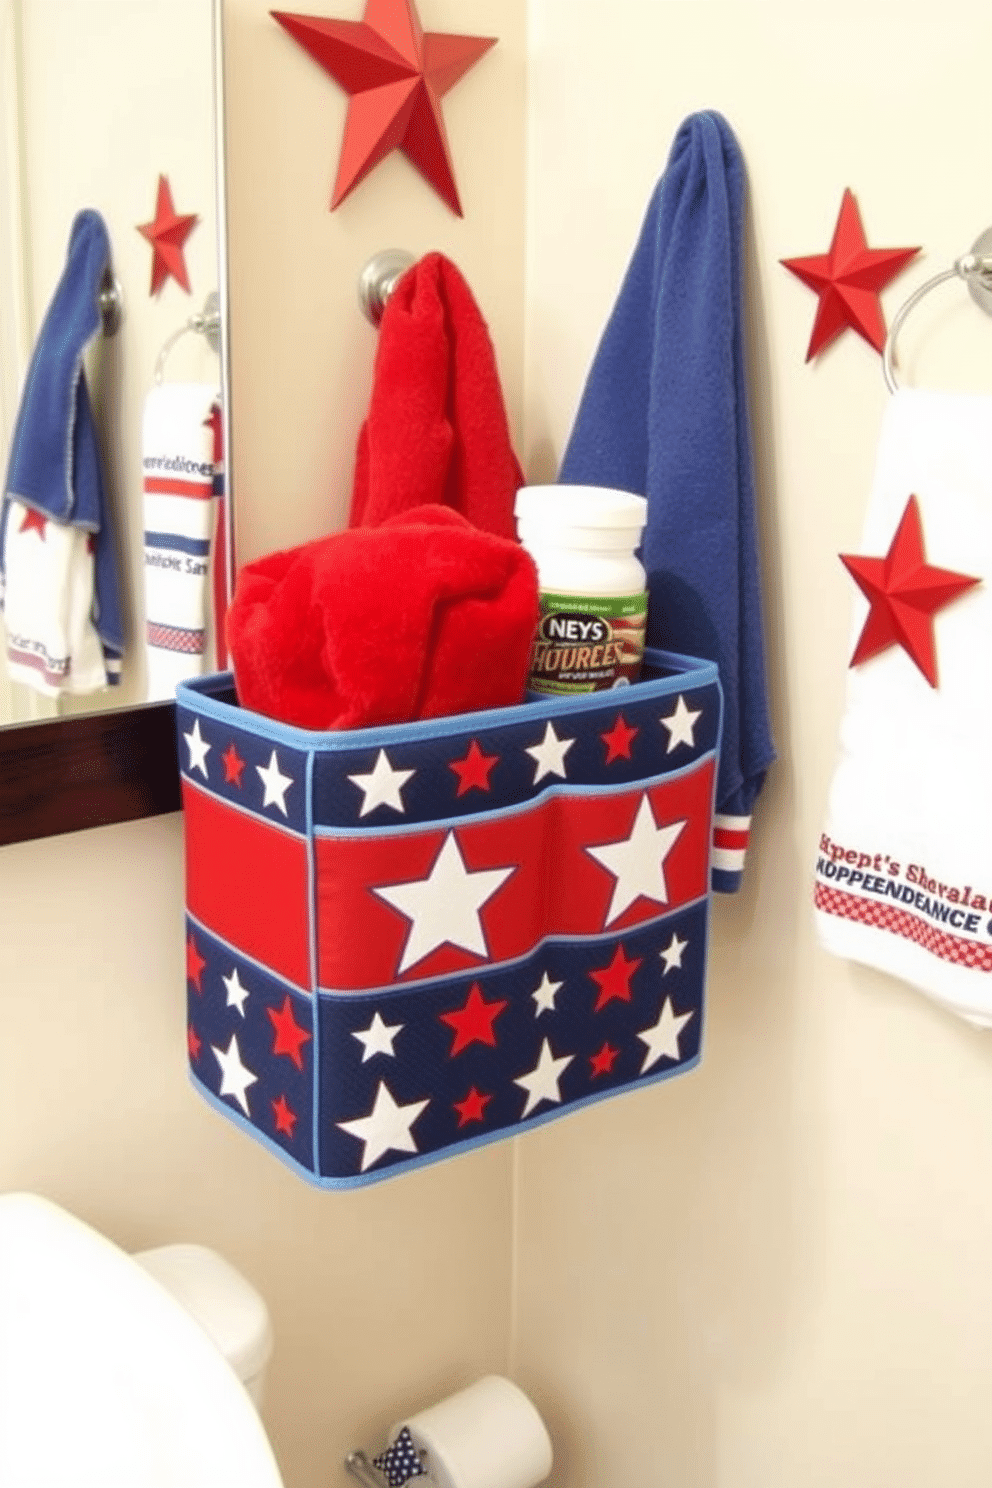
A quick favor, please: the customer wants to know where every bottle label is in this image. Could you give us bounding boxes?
[526,590,648,695]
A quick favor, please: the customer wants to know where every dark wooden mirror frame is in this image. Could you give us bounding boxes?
[0,0,230,849]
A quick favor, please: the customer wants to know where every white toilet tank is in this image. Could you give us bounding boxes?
[133,1242,273,1409]
[0,1192,283,1488]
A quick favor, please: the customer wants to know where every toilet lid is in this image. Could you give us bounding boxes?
[0,1193,284,1488]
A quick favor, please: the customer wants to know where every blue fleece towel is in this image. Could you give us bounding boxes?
[559,111,775,892]
[1,209,124,673]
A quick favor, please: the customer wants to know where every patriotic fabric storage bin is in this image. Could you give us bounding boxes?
[176,648,722,1188]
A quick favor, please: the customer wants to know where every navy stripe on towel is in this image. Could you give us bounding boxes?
[145,530,211,558]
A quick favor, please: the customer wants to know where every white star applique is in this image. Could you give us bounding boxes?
[223,967,250,1016]
[352,1012,403,1062]
[374,831,515,974]
[525,722,575,783]
[532,972,563,1017]
[660,932,688,975]
[257,750,293,815]
[347,749,415,817]
[184,719,211,778]
[586,795,687,924]
[638,998,694,1073]
[514,1038,574,1118]
[660,694,702,753]
[211,1034,258,1116]
[337,1081,429,1171]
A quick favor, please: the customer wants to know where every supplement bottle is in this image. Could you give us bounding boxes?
[515,485,648,696]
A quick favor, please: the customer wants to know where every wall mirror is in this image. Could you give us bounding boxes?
[0,0,230,845]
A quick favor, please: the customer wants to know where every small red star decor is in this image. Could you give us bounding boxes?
[267,995,313,1069]
[454,1086,492,1127]
[18,508,47,539]
[137,175,199,295]
[186,933,206,993]
[272,1094,298,1137]
[449,739,499,795]
[440,982,507,1055]
[222,743,246,787]
[781,189,919,360]
[601,715,638,763]
[589,943,642,1012]
[840,494,980,687]
[271,0,497,215]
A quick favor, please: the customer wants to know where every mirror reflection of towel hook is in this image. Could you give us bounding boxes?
[154,291,222,383]
[358,249,416,327]
[883,228,992,392]
[98,270,123,336]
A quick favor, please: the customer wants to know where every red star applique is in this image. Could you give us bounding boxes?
[589,943,642,1012]
[186,933,206,993]
[267,995,313,1069]
[440,982,507,1055]
[187,1025,202,1061]
[840,494,980,687]
[601,715,638,763]
[781,189,919,360]
[18,508,47,539]
[272,1094,298,1137]
[222,743,246,787]
[454,1086,492,1127]
[271,0,496,215]
[137,174,199,295]
[590,1042,620,1077]
[449,740,499,796]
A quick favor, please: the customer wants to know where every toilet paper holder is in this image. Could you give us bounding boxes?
[345,1445,427,1488]
[344,1449,395,1487]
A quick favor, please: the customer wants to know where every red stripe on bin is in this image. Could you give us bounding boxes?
[315,760,715,991]
[183,782,311,989]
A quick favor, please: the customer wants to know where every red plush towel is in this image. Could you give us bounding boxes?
[227,505,539,731]
[349,253,522,539]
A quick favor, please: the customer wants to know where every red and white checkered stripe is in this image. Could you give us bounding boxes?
[712,813,749,875]
[814,880,992,972]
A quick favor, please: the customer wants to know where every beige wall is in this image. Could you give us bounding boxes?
[515,3,992,1486]
[0,2,525,1486]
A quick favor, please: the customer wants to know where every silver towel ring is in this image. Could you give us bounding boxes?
[154,291,222,383]
[883,227,992,392]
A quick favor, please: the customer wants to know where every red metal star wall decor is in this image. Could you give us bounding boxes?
[781,189,919,360]
[136,175,199,295]
[271,0,497,215]
[840,494,980,687]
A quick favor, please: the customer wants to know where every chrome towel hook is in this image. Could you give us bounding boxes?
[358,249,415,326]
[883,227,992,392]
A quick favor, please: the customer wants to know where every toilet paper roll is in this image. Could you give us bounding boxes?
[391,1375,552,1488]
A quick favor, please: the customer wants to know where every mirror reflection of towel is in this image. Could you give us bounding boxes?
[0,209,123,695]
[142,382,224,701]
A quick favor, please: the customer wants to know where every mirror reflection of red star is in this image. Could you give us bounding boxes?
[840,494,980,687]
[781,189,919,360]
[137,174,199,295]
[271,0,496,214]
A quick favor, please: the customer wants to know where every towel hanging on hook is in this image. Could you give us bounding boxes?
[883,228,992,392]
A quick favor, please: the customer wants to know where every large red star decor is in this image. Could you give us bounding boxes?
[840,494,980,687]
[781,190,919,360]
[271,0,497,215]
[136,175,199,295]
